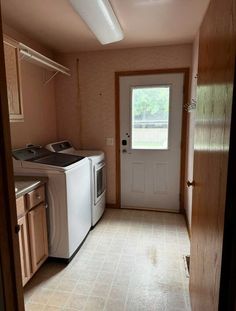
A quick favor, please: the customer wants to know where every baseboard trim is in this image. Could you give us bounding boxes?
[109,205,180,214]
[106,203,119,209]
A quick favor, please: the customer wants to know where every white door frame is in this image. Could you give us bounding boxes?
[115,68,190,214]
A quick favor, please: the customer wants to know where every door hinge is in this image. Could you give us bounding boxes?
[15,224,20,234]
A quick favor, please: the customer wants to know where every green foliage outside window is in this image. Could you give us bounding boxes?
[132,87,170,121]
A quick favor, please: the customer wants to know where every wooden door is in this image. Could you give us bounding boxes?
[28,204,48,273]
[189,0,236,310]
[120,73,184,211]
[0,3,25,310]
[17,216,31,286]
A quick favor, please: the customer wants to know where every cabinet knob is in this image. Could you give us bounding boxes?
[36,194,41,200]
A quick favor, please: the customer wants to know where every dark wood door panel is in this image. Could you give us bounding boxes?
[0,2,25,310]
[189,0,236,310]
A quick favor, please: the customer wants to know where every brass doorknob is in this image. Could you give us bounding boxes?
[187,180,195,187]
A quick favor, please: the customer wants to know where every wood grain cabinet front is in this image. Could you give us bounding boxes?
[15,184,48,286]
[17,215,31,286]
[16,196,26,218]
[28,203,48,273]
[27,186,45,210]
[3,36,23,121]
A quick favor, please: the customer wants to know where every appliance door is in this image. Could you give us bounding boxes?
[94,161,106,204]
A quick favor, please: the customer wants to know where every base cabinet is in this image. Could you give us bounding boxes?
[16,185,48,286]
[18,215,31,286]
[28,204,48,273]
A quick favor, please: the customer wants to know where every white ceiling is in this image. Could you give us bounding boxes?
[1,0,210,53]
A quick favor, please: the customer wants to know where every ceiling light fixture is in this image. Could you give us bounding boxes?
[69,0,124,45]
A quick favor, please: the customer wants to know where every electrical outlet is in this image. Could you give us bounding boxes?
[106,137,114,146]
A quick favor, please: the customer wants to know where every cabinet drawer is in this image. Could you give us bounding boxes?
[27,186,45,209]
[16,196,25,218]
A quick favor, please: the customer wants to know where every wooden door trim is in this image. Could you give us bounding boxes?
[0,4,25,310]
[115,68,190,212]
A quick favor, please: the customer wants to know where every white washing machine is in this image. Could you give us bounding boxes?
[45,141,106,227]
[12,146,91,261]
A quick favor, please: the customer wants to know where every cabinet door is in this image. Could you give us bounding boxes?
[18,216,31,286]
[3,37,23,121]
[28,204,48,273]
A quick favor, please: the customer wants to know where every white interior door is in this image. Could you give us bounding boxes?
[120,73,184,212]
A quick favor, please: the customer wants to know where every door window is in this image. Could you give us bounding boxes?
[131,86,170,150]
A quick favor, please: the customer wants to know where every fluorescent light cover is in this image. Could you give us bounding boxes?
[70,0,124,45]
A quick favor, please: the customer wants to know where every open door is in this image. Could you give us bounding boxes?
[189,0,236,310]
[0,4,25,311]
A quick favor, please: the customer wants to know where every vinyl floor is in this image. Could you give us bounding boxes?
[24,208,191,311]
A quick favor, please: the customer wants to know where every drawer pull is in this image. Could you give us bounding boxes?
[27,186,45,208]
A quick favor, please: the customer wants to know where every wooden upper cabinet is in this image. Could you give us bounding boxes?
[3,36,23,121]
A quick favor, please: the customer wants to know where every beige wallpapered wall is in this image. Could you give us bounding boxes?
[55,44,192,204]
[3,24,58,149]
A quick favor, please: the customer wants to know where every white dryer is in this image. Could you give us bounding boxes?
[12,146,91,261]
[45,141,106,227]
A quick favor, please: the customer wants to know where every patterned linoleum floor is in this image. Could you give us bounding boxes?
[24,209,191,311]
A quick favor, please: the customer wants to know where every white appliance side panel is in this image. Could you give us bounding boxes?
[13,167,70,258]
[46,173,69,258]
[92,193,106,226]
[65,160,91,257]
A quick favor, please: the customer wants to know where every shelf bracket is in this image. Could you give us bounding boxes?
[20,53,26,61]
[44,71,59,85]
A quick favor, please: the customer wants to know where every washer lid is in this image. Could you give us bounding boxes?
[33,153,84,167]
[13,146,51,161]
[13,146,84,167]
[45,141,105,163]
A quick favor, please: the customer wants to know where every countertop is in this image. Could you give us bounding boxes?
[15,176,48,199]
